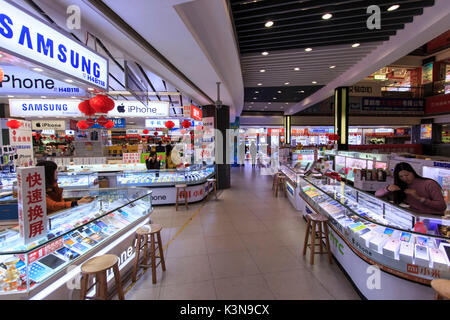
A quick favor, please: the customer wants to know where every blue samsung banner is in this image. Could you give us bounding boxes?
[91,118,125,128]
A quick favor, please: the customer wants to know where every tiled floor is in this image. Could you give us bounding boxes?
[126,165,360,300]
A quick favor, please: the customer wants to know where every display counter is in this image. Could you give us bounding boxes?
[298,174,450,299]
[0,187,153,300]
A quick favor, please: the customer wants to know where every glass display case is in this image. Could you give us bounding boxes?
[0,173,16,195]
[57,172,98,189]
[298,174,450,292]
[66,163,147,173]
[0,187,152,297]
[116,165,215,187]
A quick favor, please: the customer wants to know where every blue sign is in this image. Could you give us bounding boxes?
[433,161,450,169]
[286,182,294,196]
[91,118,125,128]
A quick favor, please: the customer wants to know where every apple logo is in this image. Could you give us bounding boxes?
[117,103,125,113]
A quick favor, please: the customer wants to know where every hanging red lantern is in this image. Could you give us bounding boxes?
[77,120,89,130]
[6,119,22,129]
[78,100,96,116]
[89,95,115,114]
[154,132,158,136]
[0,67,4,83]
[165,120,175,130]
[96,115,108,127]
[104,120,115,129]
[143,129,149,134]
[85,118,96,127]
[181,120,191,128]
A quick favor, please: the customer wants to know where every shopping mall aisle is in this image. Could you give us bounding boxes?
[125,165,360,300]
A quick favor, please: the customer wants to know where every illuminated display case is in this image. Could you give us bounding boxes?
[0,187,152,299]
[116,165,215,187]
[0,173,16,195]
[57,172,98,189]
[298,174,450,299]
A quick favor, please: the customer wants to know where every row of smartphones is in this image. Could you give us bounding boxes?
[0,208,141,287]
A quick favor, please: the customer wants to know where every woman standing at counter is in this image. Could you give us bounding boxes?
[375,162,446,216]
[37,161,94,214]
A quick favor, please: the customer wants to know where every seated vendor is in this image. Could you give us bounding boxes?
[36,161,94,214]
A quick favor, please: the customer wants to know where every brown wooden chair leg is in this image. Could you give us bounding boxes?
[310,221,316,265]
[214,182,217,199]
[132,235,142,282]
[184,187,188,209]
[143,235,149,267]
[323,223,333,264]
[157,231,166,271]
[303,218,311,256]
[79,273,89,300]
[176,188,179,211]
[96,271,108,300]
[318,222,323,253]
[113,263,125,300]
[150,233,157,284]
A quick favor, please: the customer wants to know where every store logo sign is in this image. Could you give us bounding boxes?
[9,99,83,117]
[145,118,180,128]
[32,119,65,130]
[433,161,450,169]
[109,101,169,117]
[190,104,202,121]
[0,1,108,89]
[0,65,86,96]
[91,118,125,129]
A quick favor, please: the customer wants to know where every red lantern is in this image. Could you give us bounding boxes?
[104,120,115,129]
[0,67,4,83]
[78,100,96,116]
[96,115,108,127]
[6,119,22,129]
[143,129,149,134]
[77,120,89,130]
[85,118,96,127]
[89,95,115,114]
[181,120,191,128]
[154,132,158,136]
[165,121,175,130]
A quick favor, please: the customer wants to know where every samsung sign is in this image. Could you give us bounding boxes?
[0,1,108,89]
[0,65,86,96]
[9,98,83,117]
[109,101,169,117]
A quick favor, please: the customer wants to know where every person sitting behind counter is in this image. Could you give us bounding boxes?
[145,151,160,170]
[375,162,446,216]
[36,161,94,214]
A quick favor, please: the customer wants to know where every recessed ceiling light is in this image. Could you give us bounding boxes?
[294,67,300,71]
[322,13,333,20]
[260,69,266,72]
[285,103,289,105]
[251,102,254,104]
[305,48,312,52]
[32,67,44,72]
[273,97,277,100]
[255,91,259,93]
[329,65,336,69]
[300,90,305,93]
[261,51,269,56]
[253,97,257,99]
[265,21,274,28]
[277,91,282,93]
[280,106,284,109]
[268,102,271,104]
[284,82,290,85]
[7,95,14,98]
[65,79,73,83]
[88,87,94,91]
[257,83,262,86]
[312,81,317,84]
[352,43,360,48]
[387,4,400,11]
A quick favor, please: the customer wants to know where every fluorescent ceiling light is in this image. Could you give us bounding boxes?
[265,21,274,27]
[294,67,300,71]
[65,79,74,83]
[387,5,400,11]
[305,48,312,52]
[257,83,262,86]
[329,65,336,69]
[260,69,266,72]
[277,91,282,93]
[284,82,290,85]
[261,51,269,56]
[312,81,317,84]
[33,67,44,72]
[352,43,360,48]
[322,13,333,20]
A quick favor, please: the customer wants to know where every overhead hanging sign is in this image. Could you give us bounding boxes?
[0,65,86,96]
[0,0,108,89]
[145,118,180,128]
[190,105,202,121]
[91,117,125,129]
[109,101,169,117]
[349,82,382,97]
[32,119,66,130]
[9,98,83,117]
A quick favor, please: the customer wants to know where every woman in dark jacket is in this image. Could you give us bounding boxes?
[145,152,160,170]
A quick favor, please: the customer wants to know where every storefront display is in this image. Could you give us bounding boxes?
[0,187,152,299]
[298,174,450,299]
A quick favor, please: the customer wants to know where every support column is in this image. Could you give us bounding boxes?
[284,116,291,145]
[334,87,349,151]
[202,105,231,190]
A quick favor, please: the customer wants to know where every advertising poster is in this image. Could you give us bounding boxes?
[422,62,433,85]
[420,124,432,140]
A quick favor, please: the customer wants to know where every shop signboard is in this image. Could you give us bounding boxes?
[122,153,140,164]
[9,98,83,117]
[0,66,86,96]
[145,118,180,128]
[0,1,108,90]
[91,118,125,129]
[349,82,382,97]
[31,119,65,130]
[17,166,47,245]
[109,101,169,118]
[362,97,425,112]
[190,105,202,121]
[425,94,450,114]
[2,119,34,167]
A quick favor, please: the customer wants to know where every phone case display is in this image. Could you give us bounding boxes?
[298,175,450,286]
[57,172,98,189]
[0,187,152,296]
[117,165,215,187]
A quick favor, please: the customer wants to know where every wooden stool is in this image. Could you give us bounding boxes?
[302,213,332,265]
[132,224,166,284]
[272,172,279,190]
[431,279,450,300]
[274,175,286,197]
[79,254,124,300]
[175,184,188,211]
[207,178,217,199]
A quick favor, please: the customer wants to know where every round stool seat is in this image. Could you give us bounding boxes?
[137,224,162,235]
[81,254,118,274]
[431,279,450,299]
[308,213,329,222]
[175,184,187,188]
